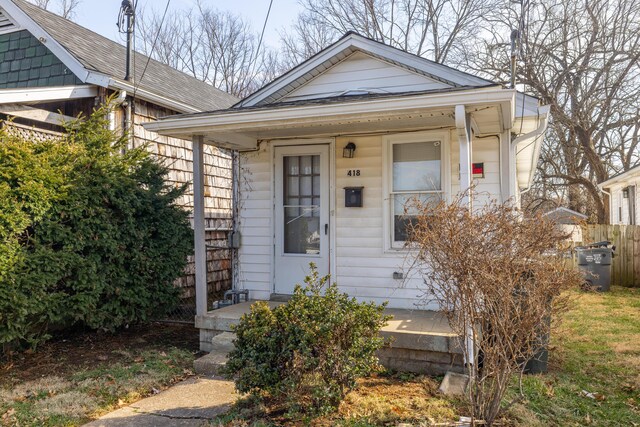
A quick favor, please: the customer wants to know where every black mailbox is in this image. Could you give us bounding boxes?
[344,187,363,207]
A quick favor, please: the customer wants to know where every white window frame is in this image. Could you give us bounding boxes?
[382,130,451,251]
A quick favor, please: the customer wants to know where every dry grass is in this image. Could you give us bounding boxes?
[0,324,199,426]
[505,286,640,426]
[217,373,459,427]
[335,375,457,425]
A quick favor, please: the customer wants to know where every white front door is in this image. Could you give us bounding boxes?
[274,144,330,294]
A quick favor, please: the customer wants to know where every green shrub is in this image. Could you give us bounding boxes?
[224,264,390,418]
[0,107,193,350]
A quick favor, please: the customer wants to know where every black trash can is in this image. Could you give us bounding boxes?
[575,241,615,292]
[524,314,550,374]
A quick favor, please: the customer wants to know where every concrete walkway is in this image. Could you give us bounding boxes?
[84,376,237,427]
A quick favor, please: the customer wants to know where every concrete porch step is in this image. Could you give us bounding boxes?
[195,302,465,376]
[193,332,236,376]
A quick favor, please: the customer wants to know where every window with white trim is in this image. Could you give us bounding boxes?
[385,133,447,248]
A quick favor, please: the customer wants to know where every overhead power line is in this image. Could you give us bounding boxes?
[134,0,172,98]
[247,0,274,82]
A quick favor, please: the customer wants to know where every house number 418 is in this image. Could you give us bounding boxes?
[347,170,361,177]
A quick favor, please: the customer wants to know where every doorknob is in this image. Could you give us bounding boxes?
[325,224,328,235]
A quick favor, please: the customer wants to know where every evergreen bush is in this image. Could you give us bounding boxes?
[0,107,193,350]
[224,264,390,418]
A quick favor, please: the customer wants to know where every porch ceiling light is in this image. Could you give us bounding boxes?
[343,142,356,158]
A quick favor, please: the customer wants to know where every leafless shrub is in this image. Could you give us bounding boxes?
[406,192,581,426]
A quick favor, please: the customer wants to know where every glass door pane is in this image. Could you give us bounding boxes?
[283,155,321,254]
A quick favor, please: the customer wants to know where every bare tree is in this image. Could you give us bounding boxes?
[408,193,580,425]
[281,0,497,64]
[464,0,640,222]
[136,5,279,98]
[27,0,81,19]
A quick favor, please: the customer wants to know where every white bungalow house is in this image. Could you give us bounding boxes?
[599,165,640,225]
[145,32,549,321]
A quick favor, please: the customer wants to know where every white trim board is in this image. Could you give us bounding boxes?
[0,6,20,34]
[0,103,77,125]
[0,85,98,104]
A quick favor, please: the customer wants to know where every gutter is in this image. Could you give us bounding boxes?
[513,105,551,190]
[84,71,203,114]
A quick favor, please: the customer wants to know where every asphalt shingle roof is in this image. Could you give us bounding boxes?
[12,0,238,111]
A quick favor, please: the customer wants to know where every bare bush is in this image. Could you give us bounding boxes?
[406,193,581,426]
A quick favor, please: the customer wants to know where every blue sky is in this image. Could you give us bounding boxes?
[72,0,302,49]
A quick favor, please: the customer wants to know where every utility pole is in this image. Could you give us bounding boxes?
[118,0,135,82]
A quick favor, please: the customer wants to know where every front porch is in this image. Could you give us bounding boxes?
[194,301,465,375]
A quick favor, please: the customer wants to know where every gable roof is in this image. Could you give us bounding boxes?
[237,31,494,108]
[543,207,588,224]
[1,0,237,112]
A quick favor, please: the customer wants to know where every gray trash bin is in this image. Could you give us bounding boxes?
[575,241,615,291]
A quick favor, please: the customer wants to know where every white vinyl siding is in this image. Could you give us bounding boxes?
[610,181,640,225]
[336,135,434,309]
[237,147,273,301]
[282,52,450,102]
[450,136,501,205]
[237,132,506,309]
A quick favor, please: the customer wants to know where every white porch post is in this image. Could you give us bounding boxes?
[455,105,472,207]
[499,130,516,203]
[193,135,207,316]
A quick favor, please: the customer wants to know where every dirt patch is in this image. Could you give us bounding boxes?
[0,323,200,388]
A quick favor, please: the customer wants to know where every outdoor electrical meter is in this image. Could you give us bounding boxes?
[344,187,364,207]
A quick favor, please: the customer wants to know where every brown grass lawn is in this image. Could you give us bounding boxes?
[1,287,638,427]
[216,286,640,427]
[0,323,200,426]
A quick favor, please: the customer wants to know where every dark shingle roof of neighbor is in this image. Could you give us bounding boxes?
[12,0,238,111]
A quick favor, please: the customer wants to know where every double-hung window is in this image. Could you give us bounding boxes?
[385,132,448,249]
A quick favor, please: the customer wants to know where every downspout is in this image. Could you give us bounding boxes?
[514,105,551,194]
[123,98,132,146]
[109,90,132,149]
[231,149,240,292]
[109,90,127,133]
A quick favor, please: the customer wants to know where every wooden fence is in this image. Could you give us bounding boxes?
[577,225,640,288]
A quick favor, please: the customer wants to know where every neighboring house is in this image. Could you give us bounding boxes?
[599,165,640,225]
[543,206,588,243]
[146,32,551,318]
[543,206,588,225]
[0,0,238,304]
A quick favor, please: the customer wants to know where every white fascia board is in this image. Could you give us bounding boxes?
[145,87,515,135]
[240,33,491,107]
[105,77,201,114]
[1,0,91,83]
[347,37,490,87]
[239,36,357,107]
[599,167,640,188]
[0,85,97,104]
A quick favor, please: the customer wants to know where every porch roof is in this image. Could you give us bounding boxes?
[144,85,518,150]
